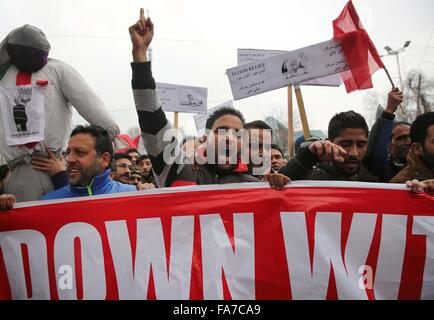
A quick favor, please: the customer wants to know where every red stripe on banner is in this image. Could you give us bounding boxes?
[399,215,426,299]
[161,216,172,282]
[222,213,235,253]
[365,214,382,300]
[326,265,338,300]
[99,223,119,300]
[0,249,12,299]
[21,244,32,299]
[255,194,291,299]
[189,216,204,300]
[74,237,83,300]
[147,265,156,300]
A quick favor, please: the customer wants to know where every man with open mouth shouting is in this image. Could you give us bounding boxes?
[129,9,258,187]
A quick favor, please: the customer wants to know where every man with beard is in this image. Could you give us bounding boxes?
[387,121,411,176]
[111,153,133,184]
[41,125,135,200]
[391,112,434,183]
[266,111,378,189]
[137,154,157,187]
[129,9,258,187]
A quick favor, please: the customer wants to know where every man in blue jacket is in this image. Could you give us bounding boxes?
[41,124,136,200]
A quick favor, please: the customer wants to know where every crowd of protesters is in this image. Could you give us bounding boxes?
[0,9,433,210]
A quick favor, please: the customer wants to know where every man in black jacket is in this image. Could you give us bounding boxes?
[267,111,379,189]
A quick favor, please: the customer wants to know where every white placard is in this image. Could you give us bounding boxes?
[194,100,234,136]
[0,85,45,146]
[156,83,208,114]
[238,48,342,87]
[227,39,349,100]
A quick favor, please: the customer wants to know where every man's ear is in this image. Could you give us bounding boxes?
[411,143,423,157]
[101,152,112,170]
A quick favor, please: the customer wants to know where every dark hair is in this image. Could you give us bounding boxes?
[112,153,132,171]
[410,112,434,144]
[205,107,245,130]
[390,121,411,142]
[328,111,369,141]
[271,144,284,157]
[245,120,273,135]
[126,148,139,155]
[138,154,150,163]
[113,153,131,162]
[393,121,411,130]
[70,125,113,160]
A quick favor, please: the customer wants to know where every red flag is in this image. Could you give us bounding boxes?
[333,0,385,93]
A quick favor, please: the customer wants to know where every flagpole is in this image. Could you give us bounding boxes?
[287,85,294,159]
[294,85,311,140]
[383,67,406,114]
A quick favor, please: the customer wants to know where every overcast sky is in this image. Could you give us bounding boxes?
[2,0,434,136]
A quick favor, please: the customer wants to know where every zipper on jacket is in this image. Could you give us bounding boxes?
[86,178,94,196]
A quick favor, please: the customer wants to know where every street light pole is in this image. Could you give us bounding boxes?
[382,41,411,90]
[396,53,403,89]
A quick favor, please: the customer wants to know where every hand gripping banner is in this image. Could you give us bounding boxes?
[0,181,433,300]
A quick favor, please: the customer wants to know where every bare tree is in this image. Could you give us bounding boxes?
[363,91,384,127]
[364,69,433,125]
[406,70,433,115]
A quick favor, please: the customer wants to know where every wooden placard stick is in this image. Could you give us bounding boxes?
[174,112,179,129]
[287,85,295,159]
[383,67,406,114]
[294,85,311,140]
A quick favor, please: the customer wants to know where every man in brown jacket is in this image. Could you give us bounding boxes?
[391,112,434,183]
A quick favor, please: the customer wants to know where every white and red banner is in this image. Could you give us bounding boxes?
[0,182,433,300]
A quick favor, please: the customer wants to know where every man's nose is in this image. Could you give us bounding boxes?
[347,144,359,157]
[66,154,76,164]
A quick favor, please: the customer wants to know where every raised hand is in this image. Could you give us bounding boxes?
[385,87,404,114]
[129,8,154,62]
